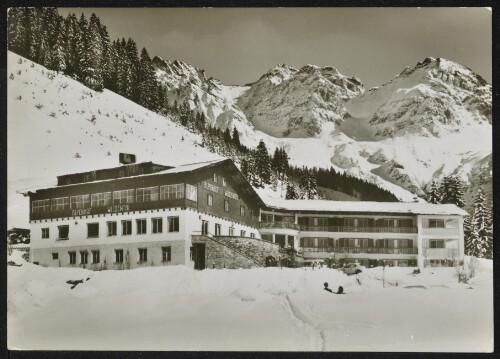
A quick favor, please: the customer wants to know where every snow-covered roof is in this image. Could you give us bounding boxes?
[262,197,468,216]
[152,159,226,175]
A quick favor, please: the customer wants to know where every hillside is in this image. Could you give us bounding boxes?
[7,51,221,228]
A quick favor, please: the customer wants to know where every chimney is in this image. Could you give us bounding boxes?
[119,153,136,165]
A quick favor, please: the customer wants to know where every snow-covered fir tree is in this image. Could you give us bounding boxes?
[440,175,465,208]
[427,179,442,204]
[254,140,272,188]
[468,188,493,259]
[286,182,299,199]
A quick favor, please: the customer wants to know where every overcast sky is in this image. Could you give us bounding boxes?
[60,7,491,88]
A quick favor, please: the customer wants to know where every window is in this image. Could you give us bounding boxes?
[70,195,90,209]
[186,184,198,201]
[300,238,316,247]
[107,221,117,236]
[228,227,234,236]
[68,251,76,264]
[92,250,100,264]
[429,219,445,228]
[213,173,218,183]
[122,220,132,235]
[51,197,69,211]
[113,189,135,204]
[168,217,179,232]
[136,186,159,202]
[240,230,246,237]
[138,248,147,262]
[136,219,147,234]
[58,225,69,240]
[202,220,209,235]
[87,223,99,238]
[317,238,334,248]
[80,251,88,265]
[33,199,50,213]
[224,200,229,212]
[429,239,445,248]
[152,218,163,233]
[215,224,221,236]
[250,233,255,238]
[91,192,112,207]
[162,246,171,262]
[52,253,58,260]
[240,206,245,217]
[115,249,124,263]
[222,178,227,187]
[207,194,213,206]
[41,228,49,239]
[160,184,184,200]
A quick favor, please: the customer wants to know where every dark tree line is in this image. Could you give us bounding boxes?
[8,8,165,112]
[8,7,403,203]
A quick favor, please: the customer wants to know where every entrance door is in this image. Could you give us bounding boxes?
[192,243,206,270]
[201,220,209,236]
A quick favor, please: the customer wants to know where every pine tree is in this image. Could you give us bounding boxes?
[427,179,442,204]
[286,182,299,199]
[51,25,66,72]
[464,215,475,256]
[300,169,318,199]
[74,13,88,81]
[63,13,78,76]
[7,8,30,55]
[232,127,241,148]
[138,47,157,109]
[254,140,272,187]
[440,175,465,207]
[81,13,104,91]
[125,38,140,101]
[469,188,493,258]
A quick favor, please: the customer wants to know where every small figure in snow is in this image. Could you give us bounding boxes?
[336,286,344,294]
[412,268,421,275]
[323,282,333,293]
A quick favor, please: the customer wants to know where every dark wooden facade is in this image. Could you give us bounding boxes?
[29,159,263,229]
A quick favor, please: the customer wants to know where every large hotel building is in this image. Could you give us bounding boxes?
[28,158,467,270]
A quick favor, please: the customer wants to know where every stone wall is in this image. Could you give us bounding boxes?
[192,235,281,269]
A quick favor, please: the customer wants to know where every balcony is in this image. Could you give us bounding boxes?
[300,247,418,254]
[299,225,417,234]
[259,222,300,230]
[424,248,458,258]
[422,227,459,236]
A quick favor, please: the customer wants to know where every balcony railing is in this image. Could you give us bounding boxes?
[301,247,418,254]
[424,248,458,257]
[259,222,300,230]
[421,227,459,236]
[299,225,417,234]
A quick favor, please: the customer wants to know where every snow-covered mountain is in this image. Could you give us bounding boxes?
[152,56,258,146]
[237,64,365,138]
[346,57,492,138]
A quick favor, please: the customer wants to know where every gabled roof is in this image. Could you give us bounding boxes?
[262,197,468,216]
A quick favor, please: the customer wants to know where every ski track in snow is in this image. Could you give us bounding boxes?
[281,293,326,351]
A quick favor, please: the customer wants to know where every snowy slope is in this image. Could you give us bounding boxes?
[237,64,364,138]
[345,57,491,138]
[7,251,493,351]
[7,52,222,228]
[152,56,259,147]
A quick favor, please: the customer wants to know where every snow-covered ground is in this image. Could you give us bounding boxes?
[7,251,493,352]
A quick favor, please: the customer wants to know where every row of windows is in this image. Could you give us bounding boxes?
[42,217,180,240]
[200,220,255,238]
[206,193,251,218]
[61,247,172,265]
[299,238,416,248]
[32,184,198,213]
